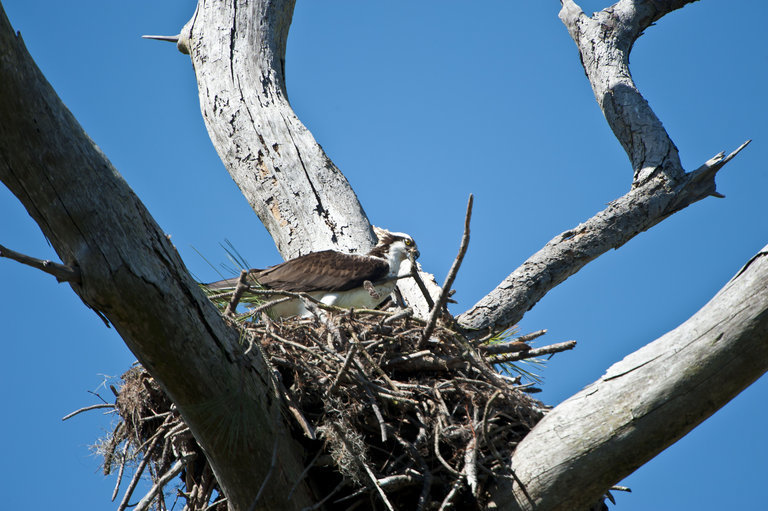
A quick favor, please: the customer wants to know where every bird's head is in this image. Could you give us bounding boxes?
[371,227,420,263]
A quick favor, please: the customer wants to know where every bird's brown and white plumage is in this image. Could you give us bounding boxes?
[205,230,419,318]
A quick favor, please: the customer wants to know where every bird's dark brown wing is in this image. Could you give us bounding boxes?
[255,251,390,292]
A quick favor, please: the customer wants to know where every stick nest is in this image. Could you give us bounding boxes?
[94,307,566,510]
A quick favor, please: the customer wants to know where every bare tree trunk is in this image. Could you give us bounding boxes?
[0,6,314,510]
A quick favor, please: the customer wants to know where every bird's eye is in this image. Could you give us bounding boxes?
[404,239,412,246]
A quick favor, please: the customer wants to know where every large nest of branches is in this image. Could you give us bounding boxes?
[89,303,576,510]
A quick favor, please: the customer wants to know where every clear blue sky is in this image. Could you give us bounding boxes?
[1,1,766,509]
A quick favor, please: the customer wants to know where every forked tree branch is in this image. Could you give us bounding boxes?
[457,0,747,333]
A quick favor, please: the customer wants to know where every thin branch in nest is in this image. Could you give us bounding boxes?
[0,243,81,283]
[224,270,250,316]
[421,194,473,346]
[328,341,359,394]
[438,476,465,511]
[277,373,316,440]
[62,402,114,421]
[288,450,324,501]
[239,296,292,319]
[134,454,194,511]
[111,442,130,502]
[489,340,577,364]
[116,433,162,511]
[409,258,435,311]
[382,306,413,325]
[433,421,462,478]
[250,438,279,510]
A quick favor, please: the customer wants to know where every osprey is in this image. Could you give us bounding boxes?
[204,230,420,318]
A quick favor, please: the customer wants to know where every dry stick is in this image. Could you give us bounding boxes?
[111,442,130,502]
[433,421,463,478]
[287,450,324,501]
[61,402,114,421]
[134,454,194,511]
[481,390,505,465]
[390,429,432,511]
[464,407,480,496]
[0,243,81,283]
[335,424,395,511]
[224,270,249,316]
[382,306,413,325]
[239,296,292,319]
[421,194,474,346]
[116,433,162,511]
[249,438,279,511]
[438,476,465,511]
[355,343,400,391]
[203,498,228,511]
[489,340,577,364]
[364,385,389,443]
[478,329,548,355]
[300,480,347,511]
[409,259,435,311]
[276,375,316,440]
[328,342,360,394]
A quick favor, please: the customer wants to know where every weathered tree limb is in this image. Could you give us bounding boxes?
[0,243,81,283]
[175,0,441,316]
[457,0,748,333]
[0,5,314,510]
[488,243,768,510]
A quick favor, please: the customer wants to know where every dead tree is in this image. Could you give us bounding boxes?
[0,1,764,510]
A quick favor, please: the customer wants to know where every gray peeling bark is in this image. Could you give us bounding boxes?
[0,6,314,511]
[457,0,744,333]
[489,244,768,510]
[179,0,373,259]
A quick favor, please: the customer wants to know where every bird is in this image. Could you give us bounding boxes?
[204,229,420,318]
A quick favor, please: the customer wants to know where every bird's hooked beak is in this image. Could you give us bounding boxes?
[410,246,420,260]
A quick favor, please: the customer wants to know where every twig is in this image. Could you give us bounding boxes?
[489,340,577,364]
[116,433,162,511]
[328,342,359,394]
[288,450,324,501]
[224,270,249,316]
[421,194,473,345]
[433,421,462,478]
[479,329,547,354]
[0,243,81,283]
[409,258,435,311]
[382,307,413,325]
[134,454,194,511]
[142,34,180,43]
[277,375,316,440]
[482,390,505,465]
[61,403,114,421]
[249,438,279,511]
[300,480,346,511]
[479,341,531,356]
[438,477,465,511]
[111,442,130,501]
[464,407,480,496]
